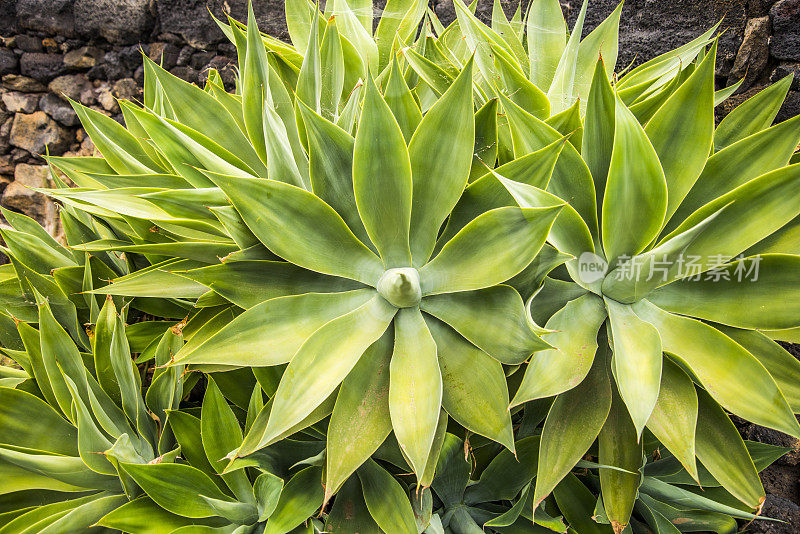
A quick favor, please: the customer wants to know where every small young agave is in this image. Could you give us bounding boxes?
[422,429,789,534]
[0,293,185,530]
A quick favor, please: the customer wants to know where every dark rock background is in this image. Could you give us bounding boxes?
[0,1,797,530]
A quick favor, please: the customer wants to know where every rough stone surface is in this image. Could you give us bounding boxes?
[776,90,800,122]
[771,0,800,61]
[750,0,780,16]
[0,49,18,77]
[0,1,15,34]
[730,16,772,87]
[1,92,39,114]
[38,93,79,126]
[746,496,800,533]
[14,35,43,53]
[95,85,119,113]
[9,111,73,155]
[63,46,104,69]
[157,0,287,48]
[73,0,156,44]
[2,164,51,224]
[48,74,92,102]
[16,0,76,36]
[771,62,800,89]
[1,75,46,92]
[19,53,68,82]
[148,42,181,70]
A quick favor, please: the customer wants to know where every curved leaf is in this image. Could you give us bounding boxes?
[354,75,413,268]
[208,173,384,285]
[265,467,324,534]
[602,94,667,263]
[326,330,393,501]
[426,316,515,451]
[511,294,607,406]
[646,358,699,481]
[421,285,548,365]
[358,459,417,534]
[695,389,764,509]
[409,57,475,266]
[534,344,612,506]
[120,462,232,518]
[420,206,562,295]
[632,300,800,438]
[645,41,715,221]
[263,295,396,448]
[598,389,643,534]
[648,254,800,330]
[605,298,663,437]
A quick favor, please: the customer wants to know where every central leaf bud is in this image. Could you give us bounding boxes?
[377,268,422,308]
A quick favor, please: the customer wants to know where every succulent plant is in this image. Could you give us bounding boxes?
[420,1,800,530]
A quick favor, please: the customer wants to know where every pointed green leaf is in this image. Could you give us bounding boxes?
[122,462,233,519]
[358,459,417,534]
[534,344,612,506]
[715,74,793,151]
[353,75,413,267]
[390,307,442,479]
[409,58,475,266]
[526,0,566,90]
[426,316,514,451]
[175,289,375,366]
[602,94,667,263]
[632,299,800,438]
[648,254,800,330]
[598,389,643,533]
[605,298,663,437]
[695,388,764,508]
[646,358,699,481]
[265,466,324,534]
[500,94,598,238]
[719,327,800,412]
[209,174,384,285]
[385,56,422,142]
[547,0,587,114]
[326,330,393,500]
[264,295,396,447]
[420,206,562,295]
[645,41,716,221]
[511,294,606,406]
[668,114,800,232]
[201,378,252,502]
[0,386,77,456]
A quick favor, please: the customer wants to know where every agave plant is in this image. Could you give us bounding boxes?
[37,0,562,505]
[422,3,800,531]
[172,22,563,504]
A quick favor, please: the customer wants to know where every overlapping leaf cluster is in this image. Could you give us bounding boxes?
[0,0,799,533]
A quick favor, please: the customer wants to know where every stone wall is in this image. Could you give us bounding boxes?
[0,0,798,230]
